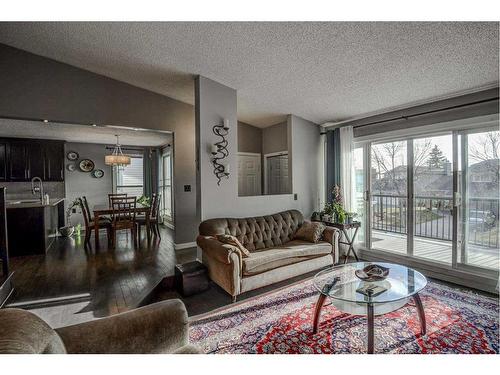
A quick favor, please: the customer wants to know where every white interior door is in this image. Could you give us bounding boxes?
[238,153,262,196]
[266,154,289,195]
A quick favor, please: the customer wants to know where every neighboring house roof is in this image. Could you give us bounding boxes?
[373,159,499,199]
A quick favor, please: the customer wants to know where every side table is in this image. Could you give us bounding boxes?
[322,221,361,264]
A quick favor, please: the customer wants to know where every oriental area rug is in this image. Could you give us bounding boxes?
[189,277,499,354]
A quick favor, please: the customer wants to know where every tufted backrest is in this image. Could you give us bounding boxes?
[0,308,67,354]
[199,210,304,251]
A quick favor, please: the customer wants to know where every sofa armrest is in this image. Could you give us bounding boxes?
[322,227,340,263]
[55,299,190,354]
[322,226,339,245]
[196,235,243,266]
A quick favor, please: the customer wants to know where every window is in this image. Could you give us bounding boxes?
[159,152,173,222]
[114,156,144,196]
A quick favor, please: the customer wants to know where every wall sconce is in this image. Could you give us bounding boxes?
[211,119,230,186]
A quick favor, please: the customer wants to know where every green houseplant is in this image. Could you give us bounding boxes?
[60,198,81,237]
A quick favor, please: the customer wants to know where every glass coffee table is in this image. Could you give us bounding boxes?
[313,262,427,354]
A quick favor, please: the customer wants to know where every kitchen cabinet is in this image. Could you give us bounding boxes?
[27,142,45,180]
[0,138,65,182]
[44,141,65,181]
[8,141,28,181]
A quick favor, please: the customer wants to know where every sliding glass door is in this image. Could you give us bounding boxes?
[370,141,408,254]
[356,124,499,274]
[412,134,453,264]
[458,128,499,270]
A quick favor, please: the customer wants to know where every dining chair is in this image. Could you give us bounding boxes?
[108,193,128,206]
[78,197,112,249]
[110,196,138,249]
[136,193,162,240]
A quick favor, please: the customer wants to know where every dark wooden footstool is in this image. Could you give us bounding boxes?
[174,261,209,297]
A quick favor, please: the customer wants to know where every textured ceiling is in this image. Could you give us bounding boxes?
[0,22,498,127]
[0,118,171,146]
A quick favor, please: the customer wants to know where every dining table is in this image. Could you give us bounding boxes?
[93,203,151,248]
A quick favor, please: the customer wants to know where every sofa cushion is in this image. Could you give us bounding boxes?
[216,234,251,257]
[242,240,332,276]
[294,221,325,243]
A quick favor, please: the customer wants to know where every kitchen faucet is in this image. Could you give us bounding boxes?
[31,176,44,203]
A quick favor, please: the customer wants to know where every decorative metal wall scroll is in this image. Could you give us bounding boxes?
[211,120,230,185]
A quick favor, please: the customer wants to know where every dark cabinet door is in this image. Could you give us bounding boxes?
[8,142,28,181]
[27,142,45,180]
[44,142,64,181]
[0,142,7,181]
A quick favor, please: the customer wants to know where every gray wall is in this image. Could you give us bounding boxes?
[196,76,321,221]
[0,44,196,244]
[262,121,288,154]
[237,121,262,154]
[64,142,114,227]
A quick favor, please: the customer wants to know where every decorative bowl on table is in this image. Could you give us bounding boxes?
[355,264,390,281]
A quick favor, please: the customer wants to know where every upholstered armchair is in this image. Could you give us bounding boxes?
[0,299,202,354]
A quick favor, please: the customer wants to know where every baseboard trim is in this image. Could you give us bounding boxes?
[174,241,196,250]
[164,222,175,230]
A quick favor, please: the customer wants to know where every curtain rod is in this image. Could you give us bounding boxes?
[320,96,498,135]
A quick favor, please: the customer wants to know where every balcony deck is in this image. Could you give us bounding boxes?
[371,230,499,270]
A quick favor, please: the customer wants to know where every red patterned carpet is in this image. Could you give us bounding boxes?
[189,276,499,354]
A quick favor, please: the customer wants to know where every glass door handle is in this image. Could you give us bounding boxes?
[453,192,461,207]
[363,191,369,201]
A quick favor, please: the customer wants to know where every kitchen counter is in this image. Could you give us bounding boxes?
[6,198,65,256]
[6,198,65,209]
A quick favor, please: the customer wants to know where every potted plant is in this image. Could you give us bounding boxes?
[321,202,335,222]
[346,212,358,224]
[311,211,321,221]
[334,204,346,224]
[60,199,81,237]
[137,195,151,207]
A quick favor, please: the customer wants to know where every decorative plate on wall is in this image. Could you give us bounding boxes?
[66,163,76,172]
[67,151,79,161]
[79,159,95,172]
[92,169,104,178]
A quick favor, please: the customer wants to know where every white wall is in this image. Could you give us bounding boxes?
[196,76,321,221]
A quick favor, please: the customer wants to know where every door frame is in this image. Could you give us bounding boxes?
[263,151,288,195]
[357,126,499,280]
[454,125,500,276]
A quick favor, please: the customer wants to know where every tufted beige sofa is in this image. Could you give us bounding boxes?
[196,210,339,301]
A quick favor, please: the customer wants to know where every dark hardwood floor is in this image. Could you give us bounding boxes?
[7,226,197,326]
[9,225,491,328]
[7,223,317,326]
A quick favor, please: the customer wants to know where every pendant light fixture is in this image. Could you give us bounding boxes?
[105,135,131,166]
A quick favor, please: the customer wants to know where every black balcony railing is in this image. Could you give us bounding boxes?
[371,194,499,249]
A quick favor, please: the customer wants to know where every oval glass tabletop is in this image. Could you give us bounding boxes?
[313,262,427,304]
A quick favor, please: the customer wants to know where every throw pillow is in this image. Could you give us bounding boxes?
[294,221,326,243]
[216,234,251,258]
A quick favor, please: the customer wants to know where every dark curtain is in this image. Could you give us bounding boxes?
[325,128,341,203]
[143,148,160,197]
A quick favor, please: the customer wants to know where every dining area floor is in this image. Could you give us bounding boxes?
[6,227,197,327]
